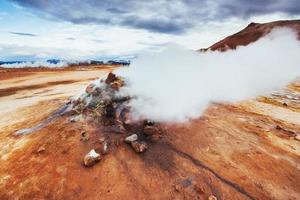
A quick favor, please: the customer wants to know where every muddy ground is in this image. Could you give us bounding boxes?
[0,66,299,200]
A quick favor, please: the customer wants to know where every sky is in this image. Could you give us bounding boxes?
[0,0,299,61]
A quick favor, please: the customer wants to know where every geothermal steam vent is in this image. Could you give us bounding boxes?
[71,72,163,167]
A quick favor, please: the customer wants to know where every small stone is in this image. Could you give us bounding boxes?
[208,195,217,200]
[86,83,95,94]
[143,125,161,136]
[194,185,205,194]
[174,184,182,192]
[144,120,155,126]
[131,141,148,153]
[80,131,89,142]
[99,136,106,143]
[110,81,123,90]
[112,124,126,134]
[105,72,117,84]
[125,134,138,143]
[101,140,109,155]
[37,146,45,153]
[69,114,84,123]
[83,149,101,167]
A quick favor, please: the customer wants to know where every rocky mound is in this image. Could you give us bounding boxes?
[70,72,163,166]
[200,19,300,51]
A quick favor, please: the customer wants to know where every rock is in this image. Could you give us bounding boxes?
[70,114,85,123]
[80,131,89,142]
[94,87,102,94]
[110,79,124,90]
[86,83,95,94]
[208,195,217,200]
[125,134,138,143]
[143,125,161,136]
[37,146,45,153]
[295,134,300,141]
[105,72,117,84]
[194,184,205,194]
[144,120,155,126]
[101,140,109,155]
[131,141,148,153]
[111,123,126,134]
[174,184,182,192]
[99,136,106,143]
[83,149,101,167]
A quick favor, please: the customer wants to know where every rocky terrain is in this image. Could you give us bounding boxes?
[0,20,300,200]
[200,19,300,51]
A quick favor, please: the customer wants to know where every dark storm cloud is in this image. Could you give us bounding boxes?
[10,31,37,37]
[10,0,300,34]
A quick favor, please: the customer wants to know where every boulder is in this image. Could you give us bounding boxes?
[83,149,101,167]
[131,141,148,153]
[125,134,138,143]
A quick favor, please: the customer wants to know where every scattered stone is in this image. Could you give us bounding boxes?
[80,131,89,142]
[86,83,95,94]
[125,134,138,143]
[149,134,162,142]
[70,114,85,123]
[143,125,161,136]
[174,184,182,192]
[115,138,122,146]
[37,146,46,153]
[131,141,148,153]
[208,195,217,200]
[110,81,123,90]
[83,149,101,167]
[94,87,102,94]
[144,120,155,126]
[194,184,205,194]
[105,72,117,84]
[111,123,126,134]
[101,140,109,155]
[99,136,106,143]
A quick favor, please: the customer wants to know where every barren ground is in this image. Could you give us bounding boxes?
[0,65,299,200]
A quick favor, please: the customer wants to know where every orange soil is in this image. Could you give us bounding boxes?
[0,68,299,199]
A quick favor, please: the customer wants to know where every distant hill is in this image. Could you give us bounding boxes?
[200,19,300,51]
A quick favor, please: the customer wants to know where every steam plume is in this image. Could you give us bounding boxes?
[116,28,300,122]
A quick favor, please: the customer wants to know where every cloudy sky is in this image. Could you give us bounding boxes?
[0,0,299,61]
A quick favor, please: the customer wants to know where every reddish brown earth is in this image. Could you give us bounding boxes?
[1,21,300,200]
[200,20,300,51]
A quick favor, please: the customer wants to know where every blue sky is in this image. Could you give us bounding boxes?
[0,0,299,61]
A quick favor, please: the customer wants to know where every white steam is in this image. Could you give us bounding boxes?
[116,28,300,122]
[0,61,69,68]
